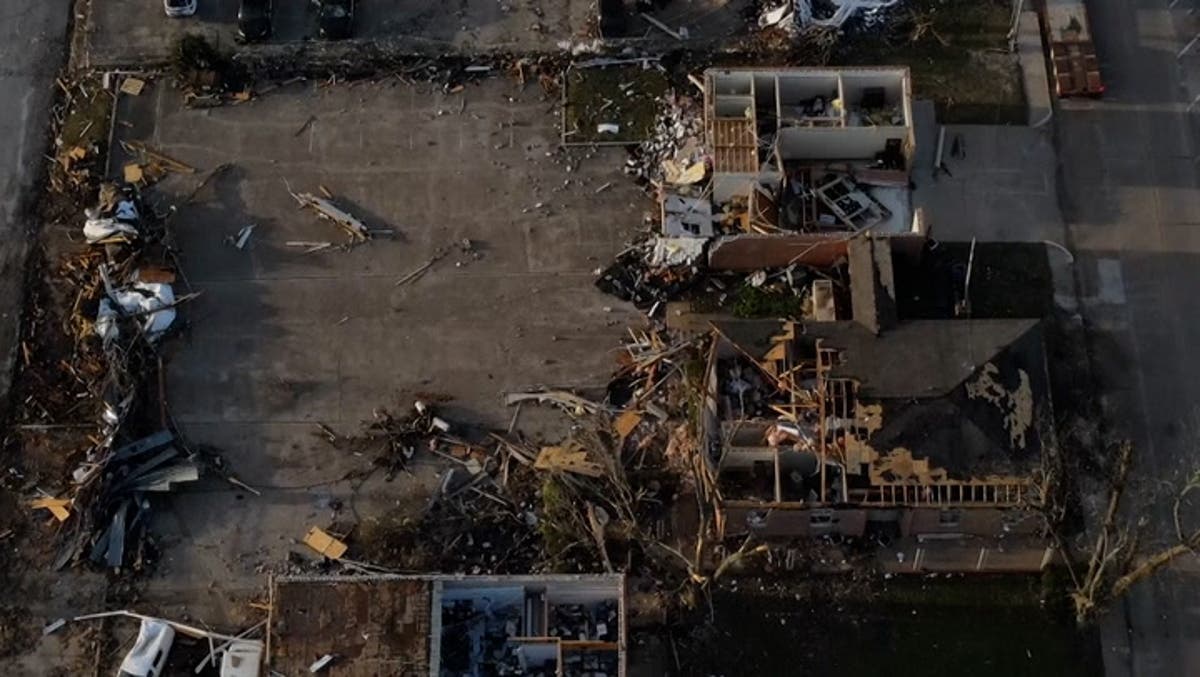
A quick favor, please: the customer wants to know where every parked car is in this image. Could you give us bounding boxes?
[162,0,197,17]
[318,0,354,39]
[237,0,273,41]
[117,619,175,677]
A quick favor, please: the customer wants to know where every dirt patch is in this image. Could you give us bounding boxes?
[0,606,37,660]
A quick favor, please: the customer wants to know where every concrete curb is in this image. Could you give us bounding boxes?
[1018,10,1054,127]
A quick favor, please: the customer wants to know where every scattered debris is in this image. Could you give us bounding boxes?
[504,390,610,416]
[227,224,255,250]
[303,526,349,560]
[289,187,375,245]
[119,77,147,96]
[309,654,337,672]
[119,140,196,188]
[30,497,72,523]
[118,618,175,677]
[535,442,605,477]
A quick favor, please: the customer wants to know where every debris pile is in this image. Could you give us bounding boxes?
[626,91,706,186]
[595,246,702,310]
[20,177,207,573]
[287,184,395,251]
[170,34,251,106]
[320,400,459,480]
[119,140,197,188]
[338,330,704,579]
[759,0,904,31]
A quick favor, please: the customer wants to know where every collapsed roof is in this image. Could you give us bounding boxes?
[702,236,1055,520]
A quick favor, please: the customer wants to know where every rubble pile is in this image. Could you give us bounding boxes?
[22,179,204,573]
[625,91,706,187]
[170,34,252,106]
[345,331,703,579]
[595,247,702,310]
[322,400,461,479]
[758,0,905,32]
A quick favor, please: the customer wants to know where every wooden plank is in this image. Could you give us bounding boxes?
[302,526,348,560]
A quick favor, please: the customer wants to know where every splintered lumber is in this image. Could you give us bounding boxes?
[121,141,196,174]
[292,191,371,242]
[30,497,72,522]
[302,526,348,560]
[534,442,604,477]
[503,390,609,415]
[613,410,644,439]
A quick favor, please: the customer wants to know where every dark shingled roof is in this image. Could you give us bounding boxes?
[713,317,1051,479]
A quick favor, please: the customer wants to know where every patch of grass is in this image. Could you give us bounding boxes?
[61,78,112,150]
[731,285,805,319]
[836,0,1024,124]
[539,476,578,564]
[563,66,670,144]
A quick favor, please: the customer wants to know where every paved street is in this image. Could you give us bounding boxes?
[0,2,108,674]
[0,1,70,412]
[1054,0,1200,674]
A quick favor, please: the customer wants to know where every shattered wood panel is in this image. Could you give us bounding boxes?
[271,579,432,675]
[707,234,848,271]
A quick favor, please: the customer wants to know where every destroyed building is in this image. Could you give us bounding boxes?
[656,66,923,272]
[696,236,1055,573]
[268,574,626,676]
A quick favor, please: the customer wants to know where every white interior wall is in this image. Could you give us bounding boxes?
[777,74,840,109]
[713,172,782,203]
[714,96,754,118]
[544,583,620,605]
[778,450,820,475]
[713,173,757,203]
[711,72,753,96]
[721,449,777,468]
[778,126,907,160]
[440,585,526,606]
[842,72,906,116]
[752,73,777,115]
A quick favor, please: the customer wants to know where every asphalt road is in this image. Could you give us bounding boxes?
[1055,0,1200,674]
[0,2,70,408]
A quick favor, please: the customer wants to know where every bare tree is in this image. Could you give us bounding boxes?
[1058,442,1200,624]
